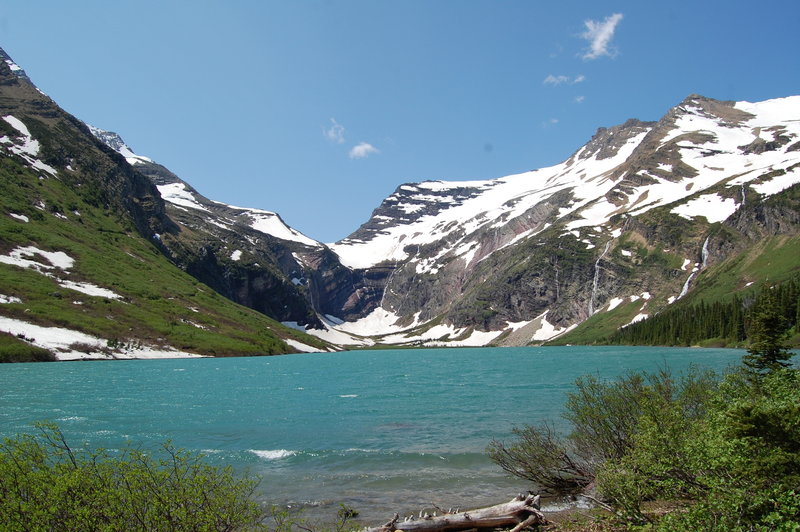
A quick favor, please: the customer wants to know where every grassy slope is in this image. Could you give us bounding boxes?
[0,148,329,359]
[551,234,800,346]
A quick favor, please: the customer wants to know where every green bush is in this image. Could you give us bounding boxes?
[0,423,265,531]
[489,360,800,529]
[487,367,717,496]
[0,333,55,362]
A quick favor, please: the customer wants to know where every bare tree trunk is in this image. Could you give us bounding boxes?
[364,494,547,532]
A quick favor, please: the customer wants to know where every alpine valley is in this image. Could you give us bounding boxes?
[1,47,798,360]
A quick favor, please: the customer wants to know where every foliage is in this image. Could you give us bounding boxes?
[490,340,800,530]
[487,367,716,496]
[743,290,794,374]
[607,275,800,348]
[0,422,265,531]
[594,368,800,529]
[0,332,55,362]
[487,423,593,494]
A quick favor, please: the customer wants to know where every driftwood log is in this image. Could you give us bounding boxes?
[364,494,547,532]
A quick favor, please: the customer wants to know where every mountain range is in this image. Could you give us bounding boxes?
[1,46,798,359]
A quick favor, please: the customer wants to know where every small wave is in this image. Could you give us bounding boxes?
[58,416,87,422]
[250,449,296,460]
[338,394,358,398]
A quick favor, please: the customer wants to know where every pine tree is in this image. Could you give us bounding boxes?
[743,290,793,375]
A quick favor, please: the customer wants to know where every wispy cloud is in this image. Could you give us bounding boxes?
[349,142,379,159]
[581,13,623,60]
[575,95,585,103]
[543,74,586,86]
[323,118,345,144]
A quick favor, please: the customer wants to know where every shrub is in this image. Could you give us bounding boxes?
[0,422,265,531]
[487,367,717,496]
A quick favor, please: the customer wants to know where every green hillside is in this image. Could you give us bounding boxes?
[0,64,329,361]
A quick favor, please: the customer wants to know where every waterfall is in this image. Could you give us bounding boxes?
[588,241,612,315]
[701,236,710,268]
[380,264,398,309]
[678,270,696,300]
[678,237,710,300]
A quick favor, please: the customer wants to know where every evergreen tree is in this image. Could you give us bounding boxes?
[743,291,793,375]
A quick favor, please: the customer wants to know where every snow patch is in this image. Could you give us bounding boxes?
[230,249,242,262]
[284,338,325,353]
[671,193,738,223]
[0,246,121,300]
[221,204,320,247]
[334,307,409,336]
[0,246,74,271]
[606,297,625,311]
[1,115,58,175]
[530,311,575,341]
[0,315,204,360]
[9,213,29,222]
[157,183,209,212]
[57,280,123,300]
[628,313,649,325]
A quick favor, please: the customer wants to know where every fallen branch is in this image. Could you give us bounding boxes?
[364,494,547,532]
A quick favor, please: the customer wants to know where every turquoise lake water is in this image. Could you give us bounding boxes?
[0,346,743,522]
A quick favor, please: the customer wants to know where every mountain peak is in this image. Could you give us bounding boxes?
[87,125,153,166]
[0,47,33,86]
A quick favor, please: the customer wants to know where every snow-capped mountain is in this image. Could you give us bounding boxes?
[88,126,321,248]
[335,96,799,270]
[0,48,331,359]
[86,85,800,348]
[326,95,800,346]
[85,126,390,332]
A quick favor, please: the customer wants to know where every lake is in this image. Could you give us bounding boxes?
[0,345,742,523]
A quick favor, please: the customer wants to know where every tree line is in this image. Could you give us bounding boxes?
[607,276,800,347]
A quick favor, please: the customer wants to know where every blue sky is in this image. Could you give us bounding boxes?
[1,1,799,242]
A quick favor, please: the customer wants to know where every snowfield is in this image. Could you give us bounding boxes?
[0,315,205,360]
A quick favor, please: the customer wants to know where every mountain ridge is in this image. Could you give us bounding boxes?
[2,45,798,355]
[0,47,332,360]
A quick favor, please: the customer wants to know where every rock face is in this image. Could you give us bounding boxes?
[74,51,800,347]
[326,94,800,345]
[0,47,329,358]
[0,52,173,242]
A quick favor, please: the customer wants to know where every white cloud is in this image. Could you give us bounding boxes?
[349,142,379,159]
[323,118,345,144]
[543,74,586,86]
[543,74,570,86]
[575,95,585,103]
[581,13,623,60]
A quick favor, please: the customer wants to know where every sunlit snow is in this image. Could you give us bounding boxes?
[0,315,204,360]
[1,115,58,175]
[157,183,210,211]
[671,193,738,223]
[0,246,122,300]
